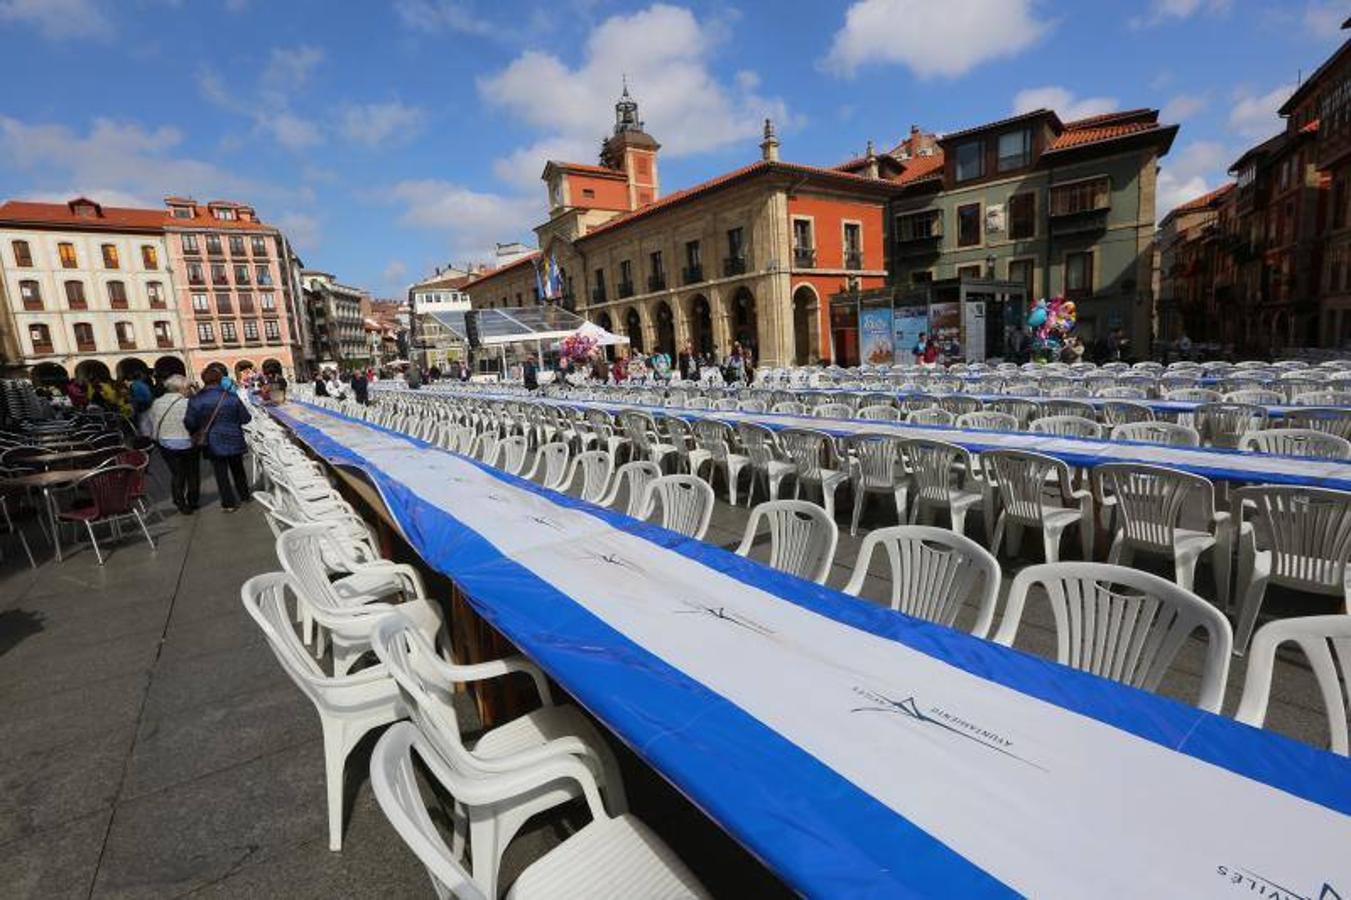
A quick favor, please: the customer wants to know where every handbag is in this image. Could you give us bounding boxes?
[191,392,228,448]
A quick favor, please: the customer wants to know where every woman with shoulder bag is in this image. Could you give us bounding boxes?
[147,375,199,515]
[183,366,253,512]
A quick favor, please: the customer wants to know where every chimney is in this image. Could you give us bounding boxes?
[865,139,879,179]
[760,118,780,162]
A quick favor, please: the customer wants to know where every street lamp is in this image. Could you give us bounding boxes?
[985,254,997,279]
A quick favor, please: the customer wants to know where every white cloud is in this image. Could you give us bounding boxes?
[0,115,298,210]
[1229,83,1293,138]
[821,0,1051,78]
[383,260,408,283]
[478,4,795,187]
[199,45,325,154]
[1162,92,1207,121]
[261,45,325,102]
[1304,1,1346,38]
[1013,86,1117,121]
[394,0,491,35]
[339,101,427,148]
[224,0,249,11]
[1129,0,1231,29]
[382,179,541,259]
[276,212,320,251]
[1155,140,1229,218]
[267,112,322,151]
[0,0,112,40]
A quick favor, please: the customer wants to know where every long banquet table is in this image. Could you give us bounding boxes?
[438,389,1351,491]
[274,399,1351,898]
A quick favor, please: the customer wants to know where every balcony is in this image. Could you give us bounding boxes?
[591,286,607,303]
[845,251,863,270]
[156,335,173,349]
[117,338,136,351]
[31,341,53,355]
[76,339,96,352]
[682,264,703,285]
[723,256,748,277]
[110,298,128,311]
[617,281,635,299]
[647,273,666,292]
[793,247,816,268]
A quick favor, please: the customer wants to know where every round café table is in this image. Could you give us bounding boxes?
[1,468,100,562]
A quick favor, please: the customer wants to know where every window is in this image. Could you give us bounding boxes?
[115,321,136,349]
[955,140,984,181]
[1065,251,1092,298]
[619,259,633,295]
[957,203,981,247]
[1008,192,1036,240]
[197,322,215,344]
[154,320,173,347]
[251,236,267,256]
[997,129,1032,171]
[957,264,982,280]
[221,320,238,342]
[65,281,86,309]
[100,244,119,268]
[228,235,245,255]
[238,292,254,313]
[73,322,95,351]
[727,226,745,259]
[211,263,228,285]
[216,292,233,314]
[181,233,199,254]
[1008,259,1034,297]
[172,205,193,219]
[582,188,595,199]
[141,244,158,269]
[911,270,934,285]
[243,320,259,341]
[29,323,52,352]
[58,242,77,268]
[147,281,166,308]
[234,264,251,285]
[255,265,273,286]
[11,239,32,267]
[107,280,128,309]
[793,218,813,250]
[843,222,862,263]
[1050,177,1111,216]
[19,279,41,310]
[260,292,276,312]
[264,319,281,341]
[205,234,222,254]
[685,240,701,269]
[896,210,941,242]
[593,267,606,301]
[649,250,665,290]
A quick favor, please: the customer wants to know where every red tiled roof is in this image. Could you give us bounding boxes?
[1164,182,1236,221]
[462,251,541,288]
[0,199,167,231]
[1047,120,1167,152]
[547,160,627,179]
[575,159,902,244]
[834,155,869,172]
[896,152,945,185]
[1061,108,1155,129]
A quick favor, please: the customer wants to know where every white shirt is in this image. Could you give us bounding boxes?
[147,392,192,448]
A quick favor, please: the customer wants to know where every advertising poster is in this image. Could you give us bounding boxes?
[859,307,895,365]
[929,302,962,361]
[965,301,986,363]
[894,307,928,361]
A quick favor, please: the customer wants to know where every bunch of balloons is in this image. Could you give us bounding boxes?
[1026,296,1077,359]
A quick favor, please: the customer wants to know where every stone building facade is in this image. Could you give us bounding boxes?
[302,270,369,368]
[1155,183,1234,344]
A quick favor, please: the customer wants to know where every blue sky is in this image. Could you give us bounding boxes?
[0,0,1342,297]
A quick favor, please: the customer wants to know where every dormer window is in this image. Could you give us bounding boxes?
[171,206,193,219]
[955,140,984,182]
[69,198,101,218]
[998,129,1032,171]
[213,207,237,221]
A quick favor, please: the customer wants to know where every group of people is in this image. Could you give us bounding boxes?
[520,340,755,390]
[143,364,254,515]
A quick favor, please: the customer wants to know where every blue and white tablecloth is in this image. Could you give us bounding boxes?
[275,400,1351,899]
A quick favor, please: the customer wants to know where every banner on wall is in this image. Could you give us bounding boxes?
[859,307,895,365]
[893,307,928,361]
[929,302,961,360]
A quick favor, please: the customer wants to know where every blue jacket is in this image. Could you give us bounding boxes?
[183,386,252,457]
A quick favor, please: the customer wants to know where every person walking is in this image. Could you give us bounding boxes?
[523,356,539,391]
[350,368,370,405]
[147,374,200,515]
[184,366,252,512]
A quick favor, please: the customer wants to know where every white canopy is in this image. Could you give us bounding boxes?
[574,320,630,347]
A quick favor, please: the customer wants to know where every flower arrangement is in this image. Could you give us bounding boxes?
[1026,296,1077,360]
[558,332,598,363]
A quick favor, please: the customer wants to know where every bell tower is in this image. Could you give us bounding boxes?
[600,78,660,210]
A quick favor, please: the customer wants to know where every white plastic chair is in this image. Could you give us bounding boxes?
[497,435,530,475]
[846,433,908,536]
[1234,615,1351,755]
[370,722,710,900]
[955,410,1019,432]
[369,616,630,899]
[1286,406,1351,440]
[1093,463,1231,597]
[1232,485,1351,655]
[242,572,405,851]
[900,438,983,539]
[567,450,614,504]
[1196,401,1268,448]
[471,432,501,467]
[1029,414,1103,439]
[735,499,838,584]
[1239,428,1351,460]
[857,404,901,422]
[813,402,852,419]
[1110,421,1200,447]
[906,407,955,427]
[993,563,1232,712]
[600,460,662,518]
[778,428,850,521]
[983,449,1094,563]
[736,422,797,507]
[525,442,573,489]
[1100,400,1155,427]
[843,525,1001,638]
[690,418,751,504]
[640,474,713,540]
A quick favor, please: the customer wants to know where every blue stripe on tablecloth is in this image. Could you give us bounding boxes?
[273,402,1010,898]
